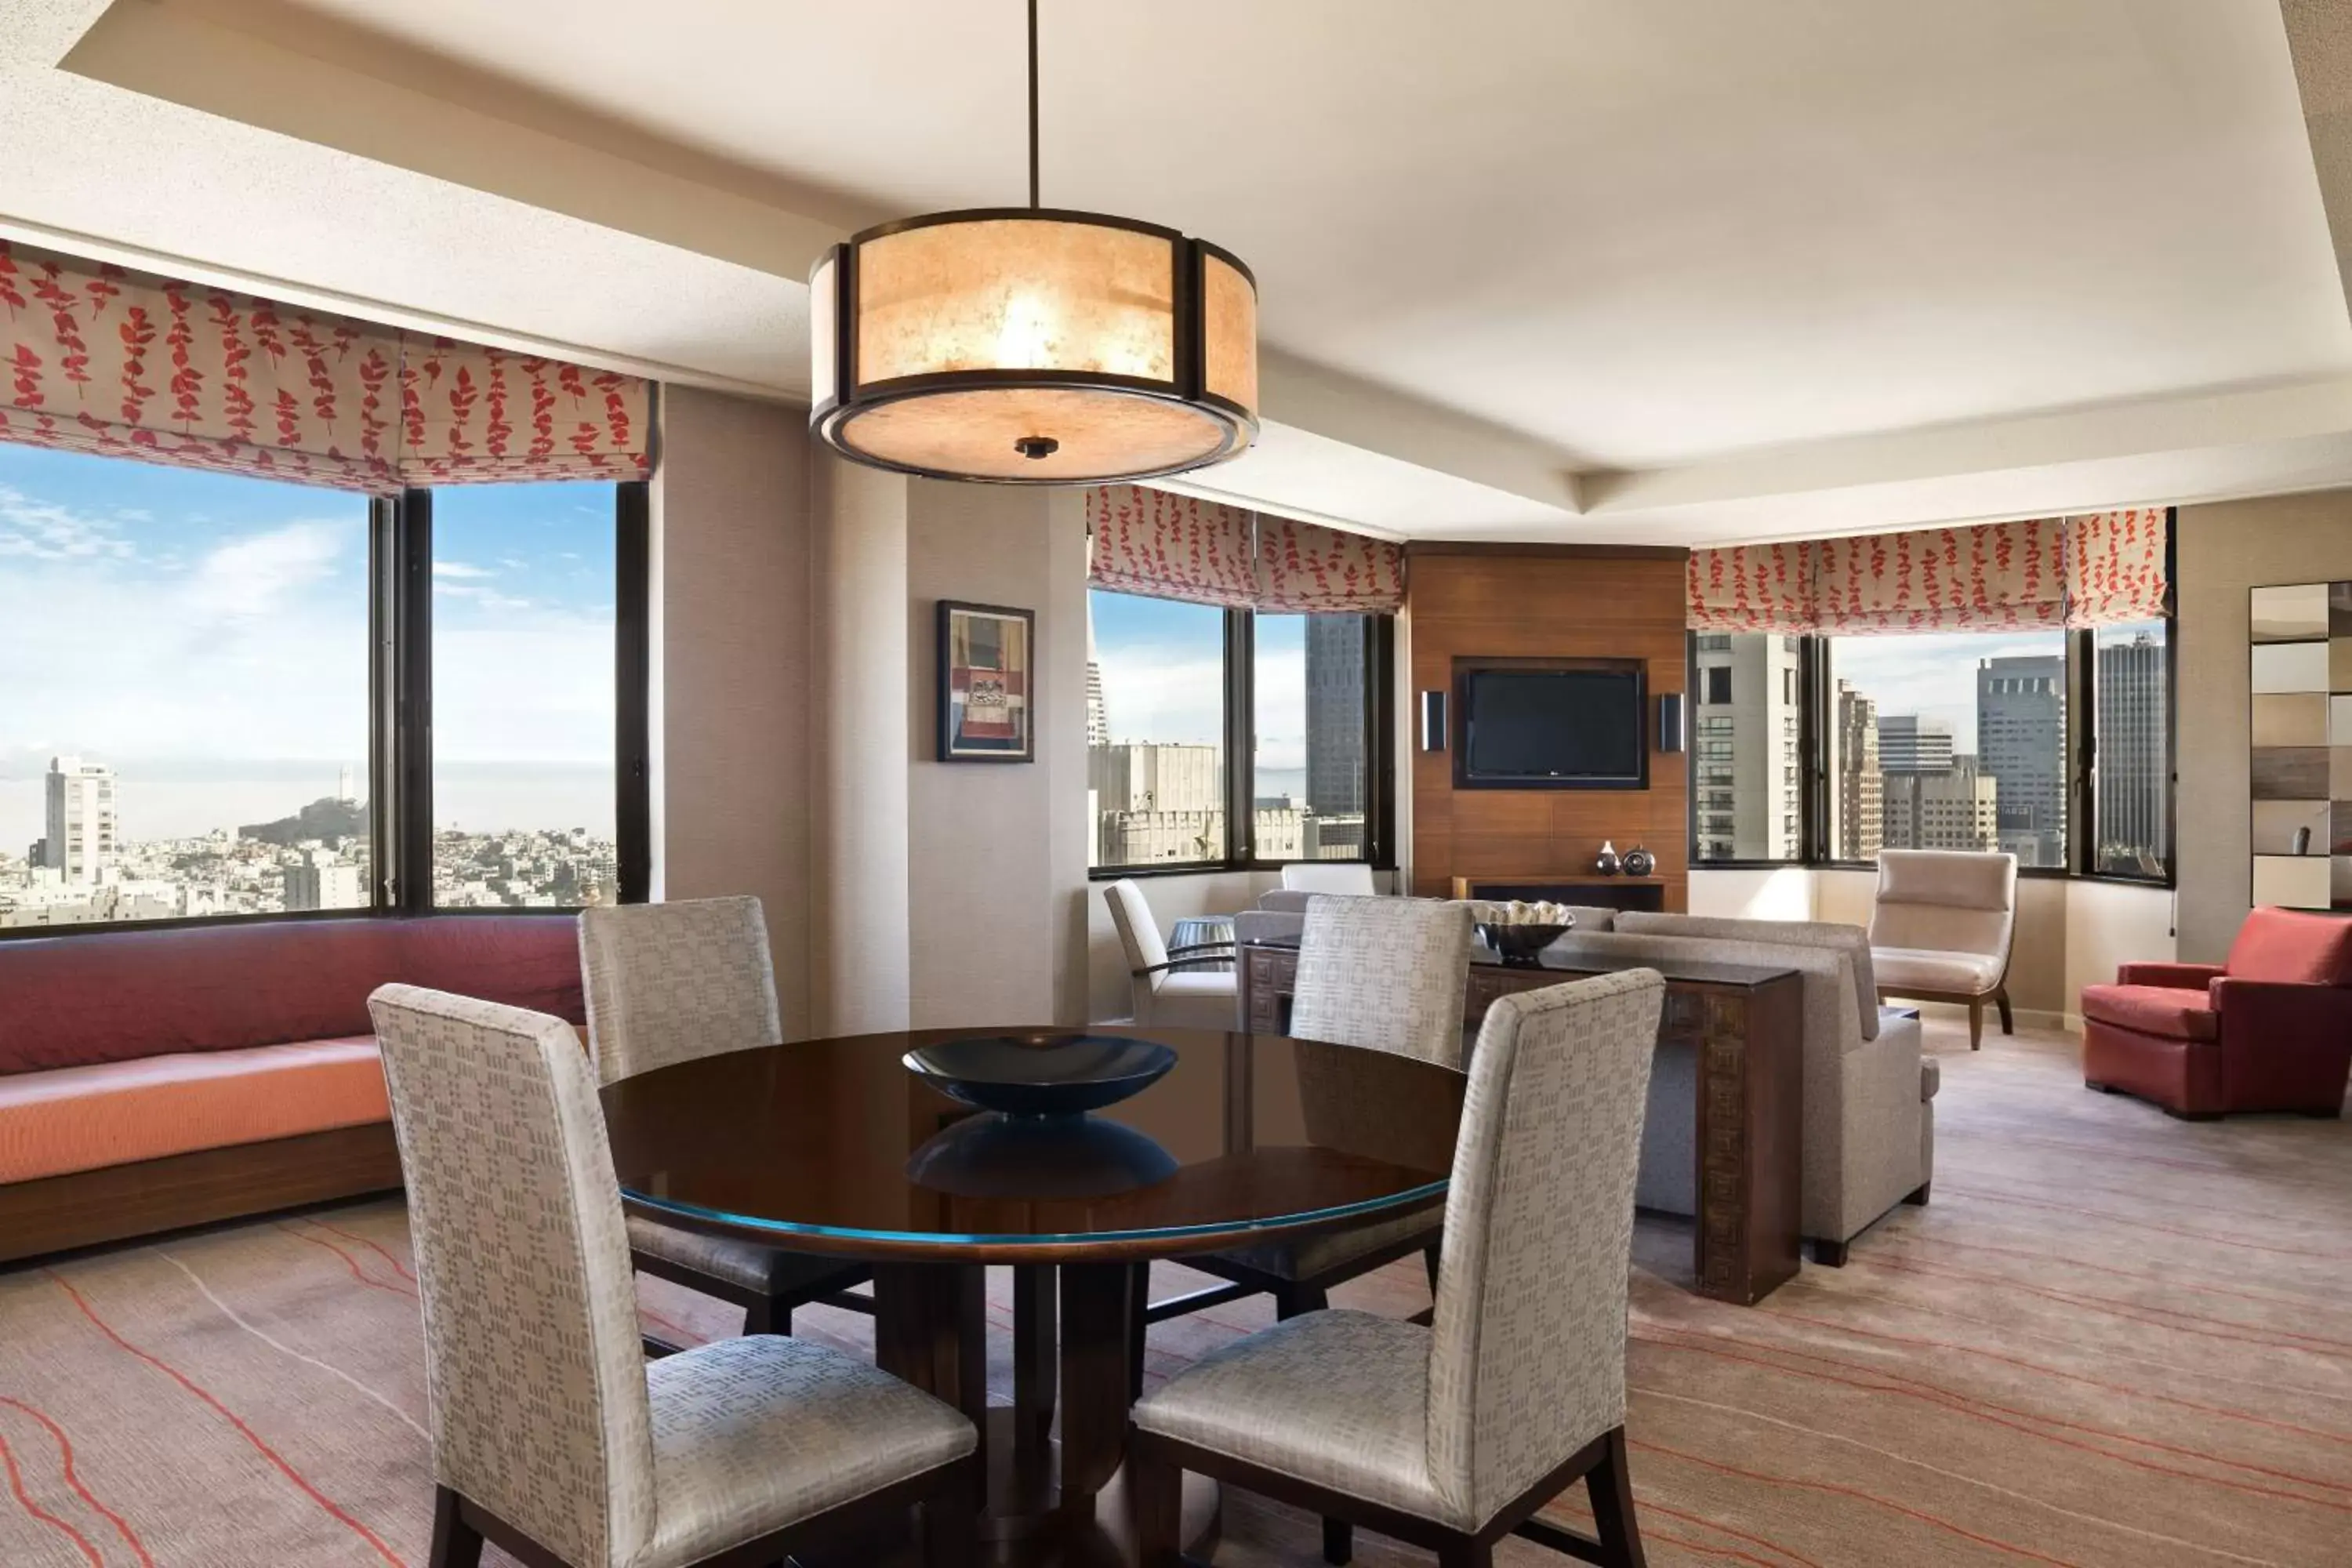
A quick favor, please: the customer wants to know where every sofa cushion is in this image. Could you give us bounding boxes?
[2224,908,2352,987]
[0,915,585,1076]
[2079,983,2218,1042]
[1874,946,2005,996]
[0,1038,390,1183]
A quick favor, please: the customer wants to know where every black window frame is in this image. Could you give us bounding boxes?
[1686,543,2177,890]
[1088,599,1396,880]
[0,470,652,940]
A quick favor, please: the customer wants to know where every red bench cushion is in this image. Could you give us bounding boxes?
[0,916,583,1076]
[2079,983,2218,1042]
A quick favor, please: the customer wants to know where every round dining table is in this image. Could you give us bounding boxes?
[600,1023,1468,1566]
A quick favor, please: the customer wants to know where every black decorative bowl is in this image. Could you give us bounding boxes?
[1475,921,1572,967]
[902,1032,1178,1117]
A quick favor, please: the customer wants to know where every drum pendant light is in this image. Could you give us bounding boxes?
[809,0,1259,484]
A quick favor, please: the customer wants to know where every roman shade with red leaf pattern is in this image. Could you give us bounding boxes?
[0,239,648,491]
[1085,484,1406,613]
[1690,512,2166,634]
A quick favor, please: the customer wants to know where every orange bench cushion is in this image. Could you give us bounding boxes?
[0,1037,390,1184]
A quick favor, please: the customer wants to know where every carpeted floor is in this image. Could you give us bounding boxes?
[2,1016,2348,1566]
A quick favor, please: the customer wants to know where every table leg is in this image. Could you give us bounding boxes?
[1013,1262,1058,1451]
[873,1262,985,1421]
[1057,1261,1142,1507]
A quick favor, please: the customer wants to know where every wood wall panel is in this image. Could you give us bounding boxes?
[1406,544,1689,906]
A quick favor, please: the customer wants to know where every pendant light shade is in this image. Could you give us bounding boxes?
[810,209,1258,484]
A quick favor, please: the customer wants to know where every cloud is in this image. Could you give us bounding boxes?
[432,560,495,579]
[436,582,534,612]
[0,485,137,562]
[183,521,346,619]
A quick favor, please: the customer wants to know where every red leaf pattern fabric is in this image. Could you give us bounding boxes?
[1084,485,1406,612]
[0,239,647,489]
[1690,515,2162,633]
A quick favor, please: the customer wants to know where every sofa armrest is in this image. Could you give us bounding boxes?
[2118,961,2223,989]
[2210,979,2352,1109]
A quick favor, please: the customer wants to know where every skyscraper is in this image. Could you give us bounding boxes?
[1834,681,1882,860]
[2096,630,2168,873]
[1083,601,1110,749]
[1882,753,1999,850]
[1977,654,2067,867]
[41,757,118,884]
[285,848,363,911]
[1877,715,1955,774]
[1690,633,1803,860]
[1303,615,1367,857]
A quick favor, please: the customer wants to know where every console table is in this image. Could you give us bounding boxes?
[1239,939,1805,1305]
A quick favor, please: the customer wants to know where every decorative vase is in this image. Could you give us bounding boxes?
[1595,840,1621,877]
[1623,844,1656,878]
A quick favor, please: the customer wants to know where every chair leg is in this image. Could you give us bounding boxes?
[1275,1283,1328,1321]
[1323,1515,1353,1564]
[1424,1243,1442,1295]
[1903,1181,1931,1207]
[1130,1443,1183,1568]
[920,1460,978,1568]
[1967,1000,1984,1051]
[742,1295,787,1338]
[1127,1263,1149,1403]
[429,1487,485,1568]
[1437,1541,1492,1568]
[1995,987,2014,1036]
[1807,1238,1849,1268]
[1586,1427,1649,1568]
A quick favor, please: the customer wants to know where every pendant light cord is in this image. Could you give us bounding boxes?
[1027,0,1040,208]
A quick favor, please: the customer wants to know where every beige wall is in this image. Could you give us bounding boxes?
[902,481,1091,1029]
[649,386,815,1036]
[2175,491,2352,961]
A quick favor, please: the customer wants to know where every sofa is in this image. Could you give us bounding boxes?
[1227,895,1936,1264]
[0,915,584,1263]
[2081,906,2352,1119]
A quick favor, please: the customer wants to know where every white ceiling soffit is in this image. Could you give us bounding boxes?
[17,0,2352,545]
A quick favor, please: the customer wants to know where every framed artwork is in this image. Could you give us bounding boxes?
[2246,581,2352,910]
[938,601,1035,763]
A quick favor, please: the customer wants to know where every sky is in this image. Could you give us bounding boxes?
[1828,630,2069,757]
[1088,589,1313,793]
[0,444,616,846]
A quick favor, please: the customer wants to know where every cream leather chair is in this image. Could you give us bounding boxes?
[579,898,870,1342]
[1868,850,2019,1050]
[1103,878,1239,1030]
[1130,970,1664,1568]
[368,985,977,1568]
[1281,862,1378,896]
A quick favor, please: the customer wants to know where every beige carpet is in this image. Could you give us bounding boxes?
[2,1017,2347,1566]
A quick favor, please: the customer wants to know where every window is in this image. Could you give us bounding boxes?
[0,445,647,934]
[0,445,372,928]
[2091,619,2169,878]
[1688,633,1806,863]
[1088,590,1392,874]
[1252,613,1371,862]
[1087,590,1229,869]
[1830,631,2067,866]
[430,482,620,908]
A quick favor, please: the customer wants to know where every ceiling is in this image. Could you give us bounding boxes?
[10,0,2352,544]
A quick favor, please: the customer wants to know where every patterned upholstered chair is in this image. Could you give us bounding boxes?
[579,898,870,1345]
[1158,896,1473,1325]
[1130,970,1664,1568]
[368,985,978,1568]
[1104,879,1240,1030]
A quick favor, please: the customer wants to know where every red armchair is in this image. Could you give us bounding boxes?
[2081,908,2352,1120]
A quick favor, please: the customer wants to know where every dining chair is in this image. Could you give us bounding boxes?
[1104,878,1240,1030]
[1152,895,1472,1327]
[368,984,978,1568]
[579,897,871,1346]
[1280,862,1378,896]
[1129,968,1665,1568]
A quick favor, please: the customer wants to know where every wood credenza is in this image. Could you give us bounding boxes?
[1240,941,1805,1305]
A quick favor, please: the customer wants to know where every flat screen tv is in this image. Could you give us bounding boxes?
[1456,661,1647,789]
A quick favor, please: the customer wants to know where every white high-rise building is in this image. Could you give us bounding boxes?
[285,848,364,912]
[1690,633,1802,860]
[42,757,118,884]
[1083,604,1110,749]
[1878,715,1955,775]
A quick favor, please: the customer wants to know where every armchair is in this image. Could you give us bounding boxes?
[1868,850,2018,1050]
[1103,879,1239,1031]
[2081,908,2352,1119]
